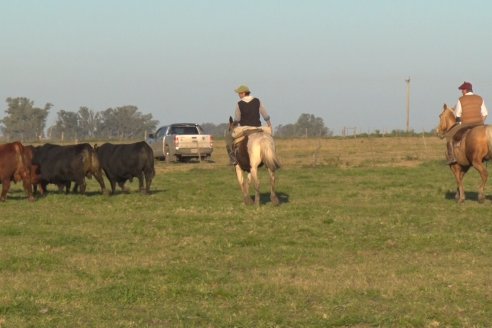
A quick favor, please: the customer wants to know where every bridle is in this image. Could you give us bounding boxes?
[437,107,456,138]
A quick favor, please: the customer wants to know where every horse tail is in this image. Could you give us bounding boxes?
[486,126,492,158]
[260,136,281,171]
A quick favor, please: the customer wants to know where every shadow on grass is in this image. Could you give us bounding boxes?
[101,188,166,196]
[444,190,492,202]
[258,191,290,205]
[18,188,167,199]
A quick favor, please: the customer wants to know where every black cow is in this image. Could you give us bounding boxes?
[95,142,155,194]
[32,143,107,195]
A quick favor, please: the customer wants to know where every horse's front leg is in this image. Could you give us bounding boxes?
[235,165,253,205]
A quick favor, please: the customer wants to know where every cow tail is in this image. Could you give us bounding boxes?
[144,143,156,178]
[13,142,30,181]
[90,148,102,176]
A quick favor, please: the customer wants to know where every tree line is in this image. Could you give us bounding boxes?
[0,97,331,141]
[0,97,158,141]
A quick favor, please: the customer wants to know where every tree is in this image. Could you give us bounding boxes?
[275,123,297,137]
[200,122,229,137]
[1,97,52,141]
[78,107,101,139]
[97,105,158,139]
[275,113,331,137]
[50,110,81,141]
[295,113,329,137]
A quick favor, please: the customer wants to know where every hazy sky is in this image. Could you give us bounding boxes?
[1,0,491,134]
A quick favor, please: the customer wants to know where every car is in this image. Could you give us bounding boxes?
[146,123,213,162]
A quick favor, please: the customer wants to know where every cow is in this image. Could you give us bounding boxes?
[25,145,69,195]
[0,141,34,201]
[94,141,155,194]
[32,143,107,195]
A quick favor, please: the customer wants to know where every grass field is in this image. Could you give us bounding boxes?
[1,136,491,327]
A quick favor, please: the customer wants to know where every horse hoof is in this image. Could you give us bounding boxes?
[271,195,280,206]
[244,197,254,205]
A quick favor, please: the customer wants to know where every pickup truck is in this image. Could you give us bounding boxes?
[146,123,213,162]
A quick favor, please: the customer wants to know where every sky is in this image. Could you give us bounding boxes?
[1,0,492,135]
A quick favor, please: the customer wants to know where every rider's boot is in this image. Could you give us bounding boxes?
[446,141,457,164]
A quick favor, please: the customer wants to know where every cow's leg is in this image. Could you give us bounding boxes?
[136,172,145,193]
[40,181,48,195]
[144,171,153,194]
[117,181,130,193]
[109,180,116,194]
[21,176,34,202]
[268,168,279,206]
[1,178,11,201]
[78,179,87,194]
[93,170,107,195]
[235,165,253,205]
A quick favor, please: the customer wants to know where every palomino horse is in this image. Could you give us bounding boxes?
[436,104,492,203]
[227,117,281,206]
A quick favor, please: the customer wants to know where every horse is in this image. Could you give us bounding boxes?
[227,117,281,206]
[436,104,492,203]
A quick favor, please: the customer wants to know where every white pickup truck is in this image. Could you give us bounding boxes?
[146,123,213,162]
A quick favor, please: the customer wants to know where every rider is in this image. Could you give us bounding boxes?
[446,81,488,164]
[226,85,272,165]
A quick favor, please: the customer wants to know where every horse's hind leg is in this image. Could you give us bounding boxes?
[473,161,488,203]
[451,164,465,203]
[268,168,279,206]
[235,165,253,205]
[250,166,261,206]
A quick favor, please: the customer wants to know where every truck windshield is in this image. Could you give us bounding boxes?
[169,126,199,135]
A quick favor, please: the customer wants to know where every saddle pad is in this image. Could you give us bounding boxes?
[231,126,272,139]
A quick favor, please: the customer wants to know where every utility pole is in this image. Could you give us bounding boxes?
[405,77,411,132]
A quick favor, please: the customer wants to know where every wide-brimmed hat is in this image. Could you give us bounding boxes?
[234,85,250,93]
[458,81,473,91]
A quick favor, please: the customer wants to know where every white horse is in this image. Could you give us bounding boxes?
[228,117,281,206]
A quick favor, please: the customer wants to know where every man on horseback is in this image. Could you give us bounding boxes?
[445,81,488,164]
[226,85,272,165]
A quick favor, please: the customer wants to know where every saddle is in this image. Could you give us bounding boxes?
[231,126,271,172]
[231,126,272,145]
[452,123,482,145]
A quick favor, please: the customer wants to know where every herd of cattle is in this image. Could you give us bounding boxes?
[0,141,155,202]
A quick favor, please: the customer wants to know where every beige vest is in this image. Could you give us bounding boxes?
[460,94,483,124]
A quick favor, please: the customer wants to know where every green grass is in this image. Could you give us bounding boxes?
[0,157,491,327]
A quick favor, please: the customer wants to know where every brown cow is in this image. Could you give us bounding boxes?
[0,142,34,201]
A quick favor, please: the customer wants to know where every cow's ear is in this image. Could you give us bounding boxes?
[229,116,233,124]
